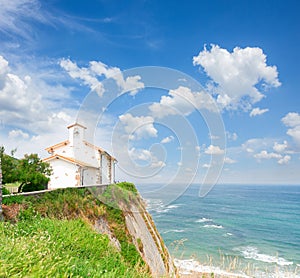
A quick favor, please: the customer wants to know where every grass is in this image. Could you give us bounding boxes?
[1,184,151,278]
[0,218,147,277]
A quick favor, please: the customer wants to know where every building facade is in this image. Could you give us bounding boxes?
[44,123,116,189]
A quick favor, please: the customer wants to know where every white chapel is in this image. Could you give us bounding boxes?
[44,123,116,189]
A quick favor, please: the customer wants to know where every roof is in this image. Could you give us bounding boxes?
[43,154,98,168]
[45,140,69,152]
[67,122,87,129]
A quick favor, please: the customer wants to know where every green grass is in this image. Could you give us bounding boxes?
[0,218,147,277]
[1,184,151,278]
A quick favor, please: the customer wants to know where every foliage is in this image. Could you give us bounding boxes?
[0,218,149,277]
[2,187,10,195]
[0,148,52,192]
[1,188,150,277]
[0,150,19,185]
[17,154,52,192]
[117,182,138,194]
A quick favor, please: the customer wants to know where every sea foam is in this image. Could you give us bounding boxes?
[195,217,212,223]
[237,246,293,266]
[174,258,250,278]
[203,224,224,229]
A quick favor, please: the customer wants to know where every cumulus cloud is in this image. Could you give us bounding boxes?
[273,140,288,153]
[149,86,217,118]
[250,107,269,117]
[119,113,157,140]
[193,45,281,111]
[0,55,73,132]
[60,59,144,97]
[227,131,238,141]
[254,150,282,160]
[128,147,165,169]
[161,135,174,144]
[278,155,291,165]
[224,157,236,164]
[8,129,29,139]
[129,148,151,161]
[282,112,300,145]
[204,145,225,155]
[254,150,291,165]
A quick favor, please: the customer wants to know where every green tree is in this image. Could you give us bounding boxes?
[17,154,52,193]
[1,149,19,184]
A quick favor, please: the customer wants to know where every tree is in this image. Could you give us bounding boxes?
[1,149,19,185]
[17,154,52,193]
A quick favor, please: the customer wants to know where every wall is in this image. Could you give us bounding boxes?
[48,159,79,189]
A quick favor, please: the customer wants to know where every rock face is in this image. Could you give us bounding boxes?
[122,201,177,278]
[94,217,121,251]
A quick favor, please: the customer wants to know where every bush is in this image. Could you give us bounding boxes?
[117,182,138,193]
[2,186,10,195]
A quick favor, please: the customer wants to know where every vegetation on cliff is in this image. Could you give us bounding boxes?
[0,184,151,277]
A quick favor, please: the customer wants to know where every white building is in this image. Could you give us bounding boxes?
[44,123,116,189]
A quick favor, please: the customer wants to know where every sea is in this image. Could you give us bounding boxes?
[137,184,300,278]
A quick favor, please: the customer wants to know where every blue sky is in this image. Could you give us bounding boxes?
[0,0,299,185]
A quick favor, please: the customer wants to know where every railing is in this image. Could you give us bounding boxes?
[3,183,112,197]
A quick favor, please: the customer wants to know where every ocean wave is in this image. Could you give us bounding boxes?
[162,229,185,234]
[174,258,250,278]
[166,204,181,209]
[195,217,212,223]
[223,232,233,237]
[145,199,182,213]
[203,224,224,229]
[236,246,293,266]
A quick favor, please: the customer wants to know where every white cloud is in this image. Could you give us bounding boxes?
[128,147,165,168]
[224,157,236,164]
[227,131,238,141]
[250,107,269,117]
[129,148,151,161]
[278,155,291,165]
[161,135,174,144]
[151,160,166,169]
[119,113,157,140]
[202,163,210,168]
[254,150,291,165]
[273,140,288,153]
[149,86,217,118]
[0,55,74,133]
[193,45,281,111]
[282,113,300,145]
[254,150,282,160]
[60,59,144,97]
[282,112,300,127]
[204,144,225,155]
[0,0,48,40]
[8,129,29,139]
[60,59,105,96]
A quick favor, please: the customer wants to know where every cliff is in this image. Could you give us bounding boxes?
[1,183,177,277]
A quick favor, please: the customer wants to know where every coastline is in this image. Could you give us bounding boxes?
[175,259,251,278]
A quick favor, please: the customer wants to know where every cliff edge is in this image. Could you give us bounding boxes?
[1,183,177,277]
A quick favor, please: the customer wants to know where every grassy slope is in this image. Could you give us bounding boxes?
[0,186,150,278]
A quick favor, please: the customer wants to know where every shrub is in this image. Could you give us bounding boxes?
[2,186,10,195]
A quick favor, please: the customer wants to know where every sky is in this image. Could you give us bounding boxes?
[0,0,300,186]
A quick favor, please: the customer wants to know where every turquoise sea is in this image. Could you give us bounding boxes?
[138,184,300,277]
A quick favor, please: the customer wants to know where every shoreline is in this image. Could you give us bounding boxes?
[175,258,300,278]
[175,259,251,278]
